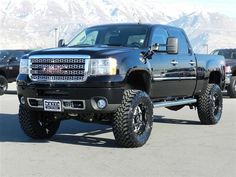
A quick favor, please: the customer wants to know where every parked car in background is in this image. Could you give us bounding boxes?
[0,49,31,93]
[211,49,236,98]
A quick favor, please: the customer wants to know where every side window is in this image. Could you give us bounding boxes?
[219,50,230,59]
[168,28,189,54]
[151,27,168,50]
[231,51,236,59]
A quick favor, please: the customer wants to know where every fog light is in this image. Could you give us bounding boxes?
[97,99,107,109]
[20,96,26,105]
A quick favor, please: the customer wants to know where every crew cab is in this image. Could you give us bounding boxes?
[211,48,236,98]
[17,24,225,147]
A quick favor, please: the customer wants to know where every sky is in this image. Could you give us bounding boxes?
[158,0,236,18]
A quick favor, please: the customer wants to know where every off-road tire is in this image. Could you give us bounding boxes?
[197,84,223,125]
[19,105,60,139]
[113,90,153,148]
[0,75,8,93]
[227,76,236,98]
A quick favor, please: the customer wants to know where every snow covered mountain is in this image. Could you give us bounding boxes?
[1,0,236,53]
[170,11,236,53]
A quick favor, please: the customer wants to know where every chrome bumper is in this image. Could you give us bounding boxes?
[225,73,232,85]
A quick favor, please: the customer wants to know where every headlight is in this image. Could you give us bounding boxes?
[90,57,117,76]
[19,59,29,74]
[225,66,232,74]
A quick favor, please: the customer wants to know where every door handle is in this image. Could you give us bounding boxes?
[171,60,178,65]
[189,60,196,65]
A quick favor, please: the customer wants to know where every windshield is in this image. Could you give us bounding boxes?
[67,25,149,49]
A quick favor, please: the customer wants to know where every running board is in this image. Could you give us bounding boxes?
[153,98,197,108]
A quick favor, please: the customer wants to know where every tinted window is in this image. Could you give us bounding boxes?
[0,50,29,61]
[151,27,168,50]
[11,51,26,60]
[69,30,98,46]
[232,52,236,59]
[211,50,219,55]
[218,50,236,59]
[0,51,10,59]
[68,25,149,48]
[168,28,189,54]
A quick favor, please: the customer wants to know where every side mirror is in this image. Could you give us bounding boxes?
[167,37,178,54]
[140,43,159,62]
[58,39,66,47]
[150,43,159,52]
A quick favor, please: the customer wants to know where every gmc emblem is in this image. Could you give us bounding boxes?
[43,65,63,75]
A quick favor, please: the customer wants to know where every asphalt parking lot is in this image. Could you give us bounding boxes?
[0,83,236,177]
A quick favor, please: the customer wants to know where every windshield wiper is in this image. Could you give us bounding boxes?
[68,44,95,47]
[103,44,124,47]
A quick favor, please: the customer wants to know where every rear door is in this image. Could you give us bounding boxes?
[167,28,197,96]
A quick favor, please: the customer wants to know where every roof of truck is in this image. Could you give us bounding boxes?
[88,23,182,30]
[213,48,236,51]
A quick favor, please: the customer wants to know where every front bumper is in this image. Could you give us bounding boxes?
[17,83,124,113]
[225,73,232,85]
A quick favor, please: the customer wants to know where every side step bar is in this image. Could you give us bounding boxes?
[153,98,197,108]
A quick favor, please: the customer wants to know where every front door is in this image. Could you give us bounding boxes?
[149,26,181,98]
[149,26,196,98]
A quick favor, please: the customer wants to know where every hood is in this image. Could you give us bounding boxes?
[29,46,139,58]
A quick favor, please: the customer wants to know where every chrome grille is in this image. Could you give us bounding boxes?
[29,55,90,82]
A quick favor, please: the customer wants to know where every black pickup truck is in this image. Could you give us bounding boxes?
[211,49,236,98]
[17,24,225,147]
[0,49,31,94]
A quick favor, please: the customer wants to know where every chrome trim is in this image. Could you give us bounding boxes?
[29,55,90,82]
[27,98,86,110]
[62,99,86,110]
[225,74,232,84]
[29,54,90,60]
[179,77,197,80]
[153,77,196,81]
[153,77,178,81]
[153,98,197,108]
[27,98,43,108]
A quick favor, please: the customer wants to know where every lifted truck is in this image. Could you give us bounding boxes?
[211,48,236,98]
[17,24,225,147]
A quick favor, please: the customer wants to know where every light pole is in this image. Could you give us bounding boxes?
[54,28,58,47]
[203,44,208,54]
